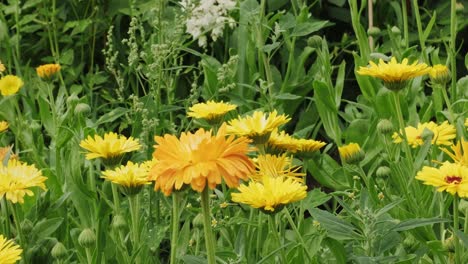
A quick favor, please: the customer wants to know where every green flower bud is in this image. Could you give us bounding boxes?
[376,166,391,178]
[456,2,464,13]
[78,228,96,248]
[377,119,394,135]
[51,242,67,260]
[193,213,204,228]
[443,235,455,252]
[74,103,91,115]
[367,27,381,37]
[391,26,401,36]
[420,128,434,142]
[66,93,79,106]
[112,214,127,231]
[307,35,323,49]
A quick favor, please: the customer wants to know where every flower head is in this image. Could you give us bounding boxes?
[0,160,47,204]
[251,154,304,182]
[0,121,8,133]
[227,110,290,144]
[338,143,365,164]
[149,124,255,196]
[0,234,22,264]
[392,121,456,148]
[102,161,151,196]
[357,57,430,91]
[36,64,61,79]
[441,139,468,166]
[187,100,237,123]
[0,75,24,96]
[231,175,307,213]
[429,64,451,85]
[267,130,326,157]
[416,162,468,197]
[80,132,141,164]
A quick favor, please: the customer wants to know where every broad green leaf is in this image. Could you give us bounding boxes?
[308,208,362,240]
[391,217,449,232]
[32,217,64,238]
[96,107,130,125]
[291,21,330,37]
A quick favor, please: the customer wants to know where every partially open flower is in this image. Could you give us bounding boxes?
[36,64,61,79]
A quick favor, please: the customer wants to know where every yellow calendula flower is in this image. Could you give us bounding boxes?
[416,162,468,197]
[357,57,430,91]
[0,121,8,133]
[80,132,141,164]
[36,64,61,79]
[429,64,450,85]
[338,143,365,164]
[441,139,468,166]
[0,234,22,264]
[267,130,326,157]
[231,175,307,213]
[392,121,456,148]
[187,100,237,123]
[0,160,47,204]
[251,154,304,182]
[227,110,290,144]
[0,61,5,73]
[149,123,255,196]
[102,161,151,196]
[0,75,24,96]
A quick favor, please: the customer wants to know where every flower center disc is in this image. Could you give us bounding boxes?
[445,175,462,184]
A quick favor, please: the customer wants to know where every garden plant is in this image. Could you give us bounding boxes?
[0,0,468,263]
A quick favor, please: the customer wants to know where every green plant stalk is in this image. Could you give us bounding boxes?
[200,188,216,264]
[129,194,141,264]
[268,214,286,263]
[111,184,121,213]
[255,213,263,260]
[440,84,455,124]
[280,36,296,93]
[401,0,409,48]
[284,209,313,262]
[11,203,26,263]
[450,0,457,99]
[453,195,461,264]
[85,247,93,264]
[170,192,181,264]
[1,198,10,237]
[368,0,374,51]
[411,0,428,63]
[14,0,21,63]
[257,0,274,106]
[439,192,445,240]
[392,92,414,168]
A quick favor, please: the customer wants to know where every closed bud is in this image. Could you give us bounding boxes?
[391,26,401,36]
[74,103,91,115]
[66,93,79,105]
[193,213,204,228]
[443,235,455,252]
[367,27,381,37]
[456,2,464,13]
[51,242,67,260]
[421,128,434,142]
[429,64,451,85]
[307,35,322,49]
[377,119,394,135]
[78,228,96,248]
[112,214,127,231]
[376,166,391,178]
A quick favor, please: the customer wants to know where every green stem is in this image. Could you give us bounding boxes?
[11,203,25,263]
[411,0,428,63]
[1,198,10,237]
[368,0,374,52]
[170,192,181,264]
[441,85,455,124]
[439,192,445,240]
[401,0,409,48]
[85,248,93,264]
[268,214,286,263]
[392,92,414,168]
[453,195,461,264]
[129,194,141,264]
[111,184,121,213]
[449,0,457,100]
[200,188,216,264]
[284,209,313,262]
[255,213,263,260]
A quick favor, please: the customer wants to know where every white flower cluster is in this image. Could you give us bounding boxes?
[181,0,237,47]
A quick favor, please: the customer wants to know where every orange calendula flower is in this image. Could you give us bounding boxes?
[0,75,24,96]
[392,121,456,148]
[416,162,468,197]
[36,64,61,79]
[357,57,430,91]
[0,234,22,264]
[0,160,47,204]
[149,124,255,196]
[0,121,8,133]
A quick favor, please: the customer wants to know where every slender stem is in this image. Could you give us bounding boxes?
[441,85,455,124]
[129,194,141,264]
[170,192,181,264]
[1,198,10,237]
[11,203,25,262]
[392,92,414,167]
[284,209,313,262]
[368,0,374,51]
[111,184,121,213]
[268,214,286,263]
[255,213,263,260]
[85,248,93,264]
[439,192,445,239]
[449,0,457,100]
[453,195,461,264]
[200,188,216,264]
[411,0,428,63]
[401,0,409,48]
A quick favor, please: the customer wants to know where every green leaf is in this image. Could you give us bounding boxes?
[308,208,362,240]
[96,107,130,125]
[291,21,330,37]
[275,93,302,100]
[32,218,64,238]
[391,217,449,232]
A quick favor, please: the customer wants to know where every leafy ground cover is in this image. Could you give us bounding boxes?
[0,0,467,263]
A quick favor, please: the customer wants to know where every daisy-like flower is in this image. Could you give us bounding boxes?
[0,160,47,204]
[80,132,141,165]
[416,162,468,197]
[251,154,304,182]
[231,175,307,213]
[227,110,290,144]
[36,64,61,79]
[429,64,450,85]
[357,57,430,91]
[267,130,326,157]
[149,123,255,196]
[441,139,468,166]
[0,121,8,133]
[0,75,24,96]
[0,234,22,264]
[338,143,365,164]
[102,161,151,196]
[392,121,456,148]
[187,100,237,124]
